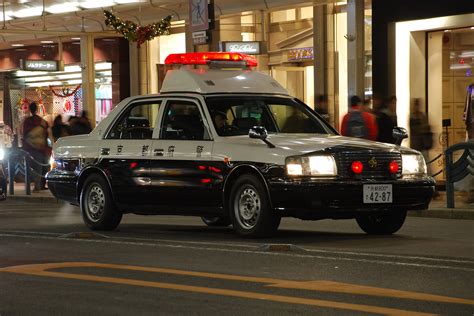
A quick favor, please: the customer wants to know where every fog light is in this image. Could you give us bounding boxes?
[351,161,363,174]
[389,160,399,174]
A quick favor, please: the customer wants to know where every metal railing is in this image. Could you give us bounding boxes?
[5,147,50,195]
[445,142,474,208]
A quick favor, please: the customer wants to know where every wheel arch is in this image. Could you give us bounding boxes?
[77,166,114,204]
[223,164,273,210]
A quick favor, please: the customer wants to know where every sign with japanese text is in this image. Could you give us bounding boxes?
[21,60,58,71]
[287,47,314,61]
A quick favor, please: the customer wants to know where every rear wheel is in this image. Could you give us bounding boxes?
[356,210,407,235]
[80,174,122,231]
[229,174,280,238]
[201,216,231,227]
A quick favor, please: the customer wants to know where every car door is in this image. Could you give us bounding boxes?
[149,98,220,213]
[100,98,162,211]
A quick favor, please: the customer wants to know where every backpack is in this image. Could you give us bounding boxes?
[346,111,369,139]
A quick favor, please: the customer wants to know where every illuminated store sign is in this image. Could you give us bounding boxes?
[21,60,58,71]
[288,47,314,61]
[222,41,261,55]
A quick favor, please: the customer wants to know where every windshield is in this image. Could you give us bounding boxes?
[205,96,335,136]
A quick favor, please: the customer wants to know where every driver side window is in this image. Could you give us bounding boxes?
[161,100,209,140]
[107,101,161,139]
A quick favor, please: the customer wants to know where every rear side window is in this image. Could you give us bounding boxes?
[107,101,161,139]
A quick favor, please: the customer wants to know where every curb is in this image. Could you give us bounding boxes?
[408,208,474,220]
[5,194,61,204]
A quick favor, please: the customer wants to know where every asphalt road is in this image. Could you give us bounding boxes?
[0,200,473,316]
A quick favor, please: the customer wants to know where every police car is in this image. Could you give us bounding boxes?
[47,52,435,237]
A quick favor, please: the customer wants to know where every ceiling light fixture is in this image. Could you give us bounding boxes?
[40,40,54,44]
[46,3,79,14]
[113,0,141,3]
[79,0,115,9]
[11,44,25,47]
[10,7,43,18]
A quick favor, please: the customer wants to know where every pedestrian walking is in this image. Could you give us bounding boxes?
[52,114,71,142]
[340,95,378,141]
[374,96,397,144]
[22,102,51,191]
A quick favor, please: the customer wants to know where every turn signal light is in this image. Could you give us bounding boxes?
[389,160,399,174]
[351,161,363,174]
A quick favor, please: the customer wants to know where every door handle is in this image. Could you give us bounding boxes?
[154,148,164,157]
[100,148,110,155]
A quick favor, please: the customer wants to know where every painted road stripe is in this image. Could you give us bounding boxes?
[1,262,473,306]
[0,262,437,316]
[0,233,473,272]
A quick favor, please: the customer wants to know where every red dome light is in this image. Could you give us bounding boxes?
[389,160,399,174]
[351,161,363,174]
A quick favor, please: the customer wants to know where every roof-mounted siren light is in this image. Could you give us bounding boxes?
[164,52,258,69]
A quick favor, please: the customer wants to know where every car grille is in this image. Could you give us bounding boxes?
[335,151,402,180]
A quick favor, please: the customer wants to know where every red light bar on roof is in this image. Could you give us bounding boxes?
[164,52,258,67]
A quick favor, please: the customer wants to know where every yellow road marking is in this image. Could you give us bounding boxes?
[1,262,471,315]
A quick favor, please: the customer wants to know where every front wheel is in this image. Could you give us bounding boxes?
[229,174,280,238]
[356,210,407,235]
[80,174,122,231]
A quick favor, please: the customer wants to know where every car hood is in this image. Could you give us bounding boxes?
[219,133,400,155]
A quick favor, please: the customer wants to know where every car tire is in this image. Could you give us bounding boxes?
[201,216,231,227]
[356,210,407,235]
[229,174,280,238]
[80,174,122,231]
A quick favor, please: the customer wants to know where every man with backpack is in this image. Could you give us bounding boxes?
[341,95,378,141]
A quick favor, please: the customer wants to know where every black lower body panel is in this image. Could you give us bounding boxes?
[269,177,435,220]
[46,170,78,204]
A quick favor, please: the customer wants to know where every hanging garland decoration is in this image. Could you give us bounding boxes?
[104,10,172,48]
[49,84,81,98]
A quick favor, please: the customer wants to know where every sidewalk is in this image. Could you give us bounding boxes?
[4,183,474,220]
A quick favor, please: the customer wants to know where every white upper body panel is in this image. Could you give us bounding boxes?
[160,68,289,95]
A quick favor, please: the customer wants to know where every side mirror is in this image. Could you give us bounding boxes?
[249,126,275,148]
[249,126,268,140]
[392,127,408,145]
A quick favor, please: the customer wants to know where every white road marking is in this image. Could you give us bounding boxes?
[0,232,473,272]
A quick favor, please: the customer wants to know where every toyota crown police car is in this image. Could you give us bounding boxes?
[47,52,435,237]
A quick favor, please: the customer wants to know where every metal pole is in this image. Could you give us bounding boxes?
[24,156,31,195]
[7,156,13,195]
[445,149,454,208]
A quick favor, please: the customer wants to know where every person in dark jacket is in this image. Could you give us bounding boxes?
[374,96,397,144]
[52,114,71,142]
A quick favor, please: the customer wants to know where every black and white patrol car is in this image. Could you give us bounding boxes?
[47,52,435,237]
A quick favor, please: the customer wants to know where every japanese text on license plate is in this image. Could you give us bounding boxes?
[363,184,393,203]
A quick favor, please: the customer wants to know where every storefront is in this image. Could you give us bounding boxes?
[0,37,130,145]
[375,0,474,180]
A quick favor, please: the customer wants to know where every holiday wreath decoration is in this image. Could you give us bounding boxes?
[104,10,172,48]
[49,84,81,98]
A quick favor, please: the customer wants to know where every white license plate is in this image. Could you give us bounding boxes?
[363,184,393,204]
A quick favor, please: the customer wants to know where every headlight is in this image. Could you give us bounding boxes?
[0,148,4,161]
[286,155,337,176]
[402,154,427,176]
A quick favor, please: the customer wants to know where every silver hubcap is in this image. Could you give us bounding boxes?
[86,183,105,222]
[234,185,261,229]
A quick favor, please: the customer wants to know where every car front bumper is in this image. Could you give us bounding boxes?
[268,177,435,219]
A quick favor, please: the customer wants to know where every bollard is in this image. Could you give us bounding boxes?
[24,156,31,195]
